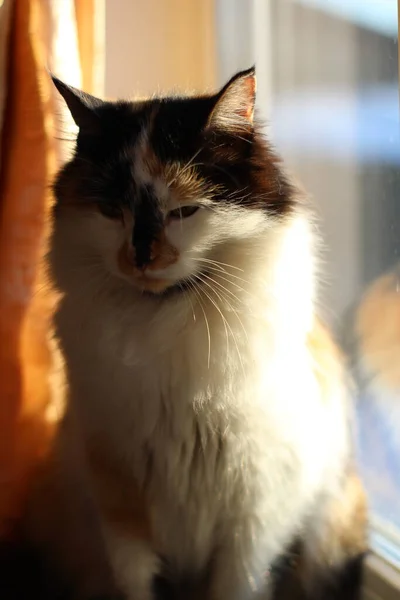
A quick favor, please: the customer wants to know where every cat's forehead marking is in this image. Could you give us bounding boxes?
[133,129,169,203]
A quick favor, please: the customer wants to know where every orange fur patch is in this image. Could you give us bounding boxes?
[356,269,400,390]
[273,472,367,600]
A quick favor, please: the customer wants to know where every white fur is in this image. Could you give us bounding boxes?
[50,173,350,599]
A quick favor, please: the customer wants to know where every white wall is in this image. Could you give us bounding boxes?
[105,0,217,99]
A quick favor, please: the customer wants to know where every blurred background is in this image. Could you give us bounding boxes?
[0,0,399,584]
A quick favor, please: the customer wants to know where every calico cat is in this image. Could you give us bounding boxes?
[38,68,367,599]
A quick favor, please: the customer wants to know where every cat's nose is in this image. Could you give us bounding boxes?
[134,241,161,270]
[127,243,154,271]
[135,250,159,271]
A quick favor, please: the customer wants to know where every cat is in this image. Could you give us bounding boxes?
[33,67,367,600]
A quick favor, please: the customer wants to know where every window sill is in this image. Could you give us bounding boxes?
[364,553,400,600]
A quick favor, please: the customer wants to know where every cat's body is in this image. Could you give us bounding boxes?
[29,69,367,599]
[54,214,348,597]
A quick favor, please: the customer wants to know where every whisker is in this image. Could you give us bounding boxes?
[168,147,204,186]
[197,276,246,377]
[188,278,211,368]
[235,134,252,145]
[201,272,244,303]
[202,269,248,297]
[190,256,244,273]
[196,276,231,359]
[202,266,249,286]
[197,281,230,361]
[192,258,249,285]
[198,273,249,343]
[180,282,196,323]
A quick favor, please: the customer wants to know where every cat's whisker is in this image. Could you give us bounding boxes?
[197,283,230,363]
[189,256,244,273]
[200,274,242,314]
[168,148,204,185]
[196,276,246,378]
[235,134,252,145]
[202,272,244,304]
[227,191,252,203]
[187,278,211,368]
[191,258,231,275]
[198,273,249,343]
[189,257,255,301]
[179,147,203,172]
[197,263,245,284]
[191,258,249,285]
[180,282,196,323]
[200,269,248,300]
[195,276,231,360]
[226,186,250,198]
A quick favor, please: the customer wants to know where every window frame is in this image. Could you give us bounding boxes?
[364,554,400,600]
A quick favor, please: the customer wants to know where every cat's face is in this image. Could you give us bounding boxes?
[52,68,293,295]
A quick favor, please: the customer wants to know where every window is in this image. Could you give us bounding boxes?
[217,0,400,597]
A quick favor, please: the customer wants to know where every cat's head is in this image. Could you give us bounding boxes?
[51,68,294,296]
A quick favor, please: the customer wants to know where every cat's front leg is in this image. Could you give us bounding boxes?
[208,525,276,600]
[104,528,160,600]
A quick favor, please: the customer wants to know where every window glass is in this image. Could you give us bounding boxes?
[218,0,400,565]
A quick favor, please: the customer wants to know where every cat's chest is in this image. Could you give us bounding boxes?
[58,302,243,444]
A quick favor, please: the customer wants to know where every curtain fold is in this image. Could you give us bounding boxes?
[0,0,102,539]
[0,0,12,166]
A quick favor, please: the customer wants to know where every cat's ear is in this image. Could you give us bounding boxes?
[51,75,104,134]
[208,66,256,131]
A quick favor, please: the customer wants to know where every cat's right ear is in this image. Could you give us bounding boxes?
[51,75,104,134]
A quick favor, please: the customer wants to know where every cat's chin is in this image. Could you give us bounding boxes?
[131,274,176,295]
[128,271,208,299]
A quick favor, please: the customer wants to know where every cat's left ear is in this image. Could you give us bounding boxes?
[51,74,104,134]
[208,66,256,130]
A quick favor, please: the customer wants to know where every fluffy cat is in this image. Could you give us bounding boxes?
[38,68,367,599]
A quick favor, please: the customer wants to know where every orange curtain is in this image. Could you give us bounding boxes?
[0,0,103,539]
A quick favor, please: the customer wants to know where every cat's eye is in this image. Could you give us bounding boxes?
[99,203,123,220]
[168,205,199,220]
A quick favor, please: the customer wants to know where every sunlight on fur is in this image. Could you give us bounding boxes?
[23,68,367,600]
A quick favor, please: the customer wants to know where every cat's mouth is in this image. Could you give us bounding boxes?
[137,271,209,298]
[117,244,208,296]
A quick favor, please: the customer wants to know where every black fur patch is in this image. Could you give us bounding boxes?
[150,96,217,161]
[270,543,366,600]
[53,73,296,237]
[310,554,366,600]
[133,184,164,268]
[0,539,71,600]
[0,539,126,600]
